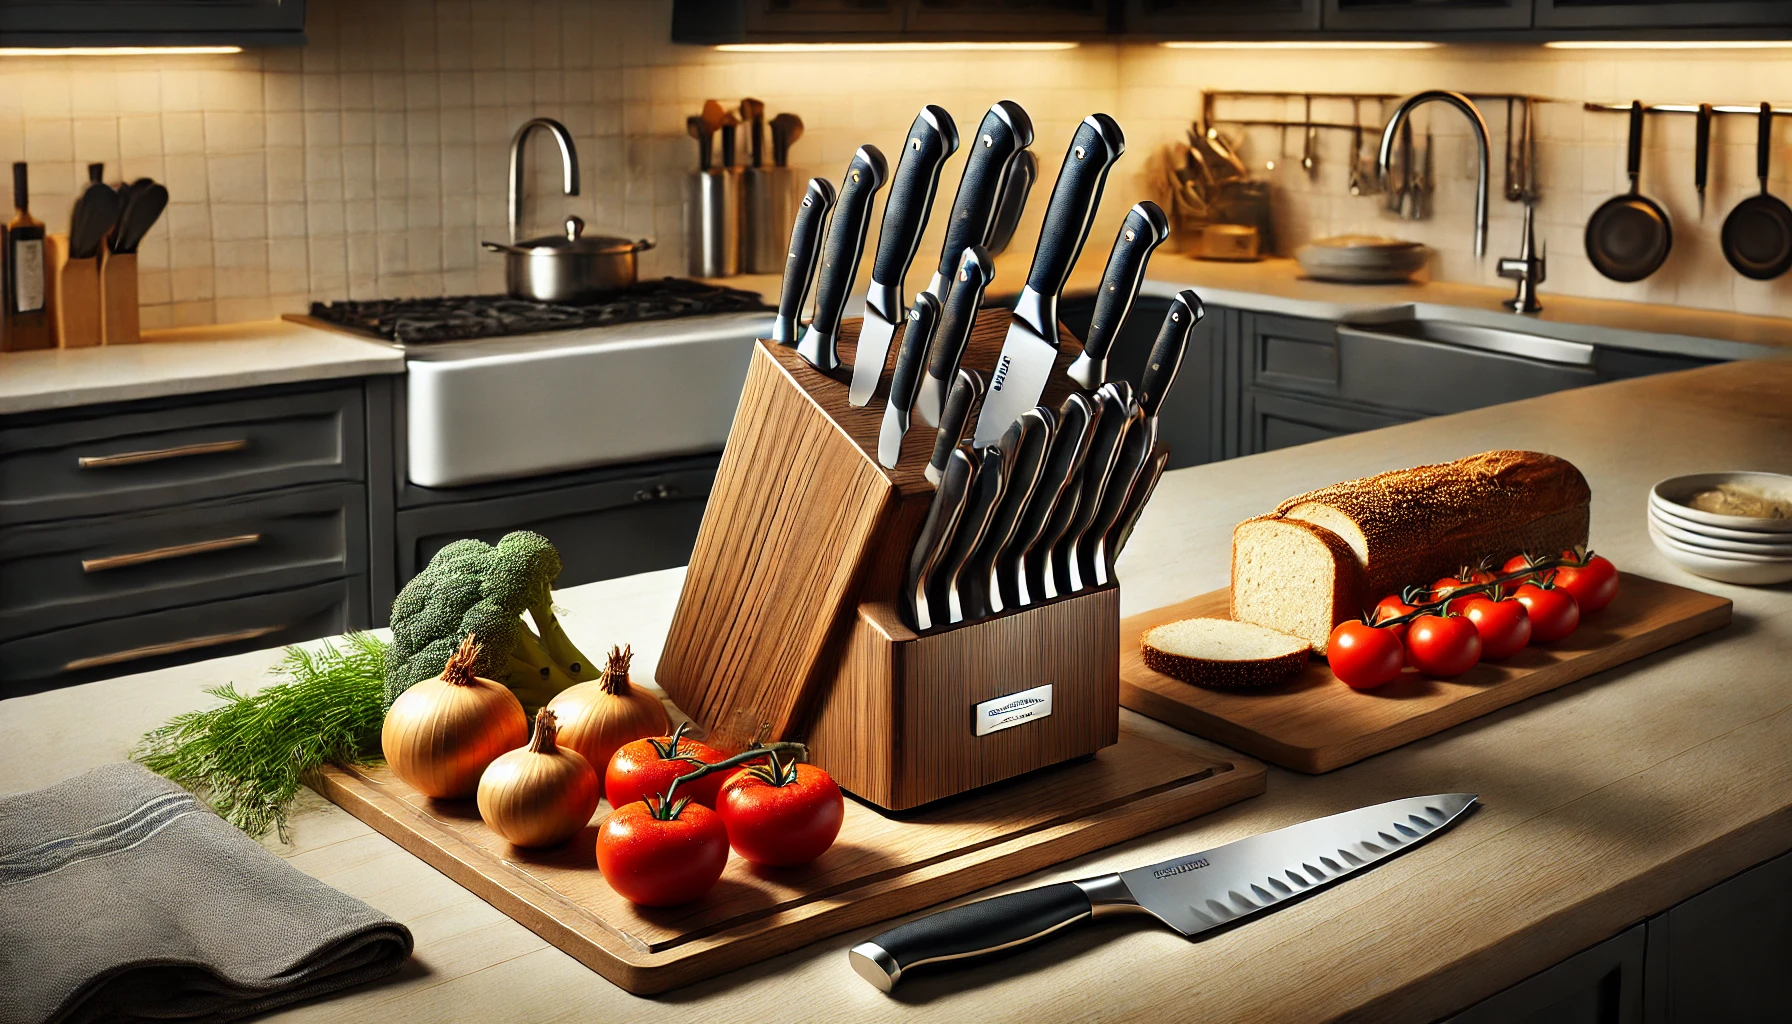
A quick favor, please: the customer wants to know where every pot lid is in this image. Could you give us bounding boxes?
[493,216,654,255]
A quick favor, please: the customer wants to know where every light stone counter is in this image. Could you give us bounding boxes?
[3,360,1791,1022]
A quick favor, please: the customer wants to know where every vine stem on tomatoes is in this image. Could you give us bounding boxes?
[1369,549,1602,630]
[644,739,811,820]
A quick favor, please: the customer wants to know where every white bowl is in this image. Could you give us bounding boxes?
[1650,500,1792,543]
[1649,509,1792,556]
[1648,522,1792,585]
[1650,472,1792,534]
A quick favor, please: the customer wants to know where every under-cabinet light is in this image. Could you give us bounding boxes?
[1544,40,1792,50]
[715,41,1078,52]
[0,45,243,56]
[1161,41,1440,50]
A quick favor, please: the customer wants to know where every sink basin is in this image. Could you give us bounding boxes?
[405,311,773,488]
[1343,316,1595,367]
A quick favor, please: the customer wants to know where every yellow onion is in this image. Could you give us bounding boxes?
[383,634,528,798]
[476,707,601,847]
[546,645,670,790]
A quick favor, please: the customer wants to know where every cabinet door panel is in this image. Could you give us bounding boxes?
[0,0,305,43]
[1324,0,1531,31]
[1243,389,1408,455]
[1445,924,1644,1023]
[1650,850,1792,1022]
[745,0,906,32]
[1124,0,1321,33]
[908,0,1110,34]
[1245,311,1340,396]
[1535,1,1792,28]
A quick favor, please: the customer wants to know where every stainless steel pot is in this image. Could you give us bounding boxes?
[483,216,655,304]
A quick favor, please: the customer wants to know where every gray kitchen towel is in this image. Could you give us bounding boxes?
[0,763,412,1024]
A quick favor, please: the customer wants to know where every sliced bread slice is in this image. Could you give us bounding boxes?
[1140,617,1311,690]
[1231,516,1361,654]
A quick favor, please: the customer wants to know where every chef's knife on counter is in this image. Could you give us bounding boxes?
[1065,200,1170,389]
[972,113,1126,448]
[849,106,959,407]
[850,793,1479,992]
[937,441,1015,625]
[960,407,1051,617]
[797,144,888,372]
[771,177,836,347]
[916,101,1034,427]
[1006,391,1095,609]
[906,445,975,631]
[925,368,984,487]
[918,244,995,428]
[877,292,942,469]
[1049,382,1131,597]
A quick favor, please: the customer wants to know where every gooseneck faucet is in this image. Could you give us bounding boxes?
[1377,90,1491,257]
[508,117,580,244]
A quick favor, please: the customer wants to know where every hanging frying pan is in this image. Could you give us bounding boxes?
[1721,102,1792,281]
[1585,101,1672,282]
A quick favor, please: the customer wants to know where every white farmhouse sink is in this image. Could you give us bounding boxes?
[405,311,773,488]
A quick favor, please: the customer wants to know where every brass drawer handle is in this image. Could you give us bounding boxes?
[81,533,263,574]
[61,625,283,673]
[77,438,250,469]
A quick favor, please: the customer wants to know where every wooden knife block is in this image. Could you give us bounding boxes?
[656,314,1119,811]
[47,234,101,348]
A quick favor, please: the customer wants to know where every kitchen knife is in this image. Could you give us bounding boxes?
[917,244,995,429]
[1007,391,1095,609]
[960,408,1051,617]
[69,164,122,261]
[937,442,1015,625]
[972,113,1126,448]
[1109,446,1169,564]
[877,291,942,469]
[848,105,959,407]
[849,793,1479,992]
[906,445,975,632]
[109,179,167,255]
[1065,200,1170,389]
[1078,408,1152,588]
[1136,289,1204,423]
[925,367,984,486]
[1050,382,1131,597]
[797,144,889,372]
[741,98,765,168]
[984,149,1037,256]
[771,177,836,347]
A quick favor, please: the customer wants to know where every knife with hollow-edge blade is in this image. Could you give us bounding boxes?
[771,177,835,347]
[877,292,941,469]
[1066,200,1171,389]
[797,145,888,371]
[925,368,984,486]
[848,106,959,407]
[961,407,1051,617]
[915,101,1034,426]
[1005,391,1095,609]
[850,793,1479,992]
[972,113,1126,449]
[906,446,974,631]
[918,244,994,429]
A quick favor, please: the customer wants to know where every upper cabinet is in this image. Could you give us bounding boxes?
[1533,0,1792,28]
[1322,0,1531,32]
[673,0,1112,42]
[1121,1,1319,34]
[0,0,306,47]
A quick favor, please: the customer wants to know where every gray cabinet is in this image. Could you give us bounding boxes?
[1323,0,1531,30]
[672,0,1112,42]
[1534,1,1792,29]
[0,0,306,47]
[1448,924,1646,1023]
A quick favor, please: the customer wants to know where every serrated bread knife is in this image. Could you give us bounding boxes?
[850,793,1478,992]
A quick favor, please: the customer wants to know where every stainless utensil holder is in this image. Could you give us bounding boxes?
[741,166,792,274]
[689,168,741,278]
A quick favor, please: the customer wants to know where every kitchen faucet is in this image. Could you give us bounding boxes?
[1497,201,1547,313]
[508,117,580,244]
[1377,90,1490,257]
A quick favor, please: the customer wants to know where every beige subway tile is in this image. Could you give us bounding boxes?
[267,201,307,239]
[373,72,407,113]
[206,111,266,153]
[212,204,266,241]
[138,302,174,331]
[303,110,343,148]
[266,111,304,148]
[171,299,218,326]
[341,145,375,200]
[170,264,216,301]
[161,112,205,155]
[341,110,376,147]
[340,72,374,112]
[73,119,120,167]
[208,153,267,204]
[23,119,74,163]
[307,198,346,238]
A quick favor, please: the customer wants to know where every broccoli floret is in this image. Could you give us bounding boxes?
[382,531,597,712]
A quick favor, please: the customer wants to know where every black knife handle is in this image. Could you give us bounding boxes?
[774,177,836,346]
[1761,102,1775,183]
[929,368,984,479]
[850,882,1093,991]
[936,101,1034,281]
[888,292,941,416]
[1139,289,1205,419]
[1083,202,1170,363]
[810,145,889,341]
[925,244,996,383]
[1025,113,1125,299]
[868,106,958,320]
[1695,103,1711,192]
[907,445,973,631]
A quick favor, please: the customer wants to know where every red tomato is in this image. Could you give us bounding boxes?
[605,733,729,809]
[1406,613,1482,677]
[1462,595,1531,659]
[1553,553,1619,614]
[1516,583,1580,643]
[1372,593,1417,640]
[717,760,845,866]
[1500,553,1553,583]
[1430,571,1491,614]
[1326,620,1405,690]
[595,799,729,906]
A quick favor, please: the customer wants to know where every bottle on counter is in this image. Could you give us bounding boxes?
[3,161,52,352]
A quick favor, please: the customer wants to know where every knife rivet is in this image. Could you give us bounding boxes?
[1124,229,1136,242]
[910,137,922,151]
[1075,146,1087,160]
[981,134,994,148]
[851,170,861,183]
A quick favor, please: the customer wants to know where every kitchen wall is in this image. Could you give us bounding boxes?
[0,1,1789,329]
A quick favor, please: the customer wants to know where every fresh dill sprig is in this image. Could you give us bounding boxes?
[132,631,390,841]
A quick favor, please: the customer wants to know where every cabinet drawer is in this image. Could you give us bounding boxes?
[0,386,364,526]
[0,577,367,696]
[1244,389,1409,455]
[0,483,367,640]
[1335,326,1598,416]
[1246,312,1341,396]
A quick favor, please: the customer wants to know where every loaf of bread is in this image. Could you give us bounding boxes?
[1232,450,1590,654]
[1140,618,1310,689]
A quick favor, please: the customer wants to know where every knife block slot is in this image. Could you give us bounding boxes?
[47,234,101,349]
[656,314,1117,811]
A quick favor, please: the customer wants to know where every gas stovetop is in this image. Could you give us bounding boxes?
[304,278,769,344]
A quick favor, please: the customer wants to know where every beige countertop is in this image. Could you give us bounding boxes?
[5,360,1792,1022]
[0,319,404,416]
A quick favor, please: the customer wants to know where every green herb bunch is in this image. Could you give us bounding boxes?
[133,632,389,840]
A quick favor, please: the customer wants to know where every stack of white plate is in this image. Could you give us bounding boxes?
[1648,472,1792,585]
[1294,235,1429,284]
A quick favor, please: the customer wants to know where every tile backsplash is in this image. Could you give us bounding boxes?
[2,0,1790,329]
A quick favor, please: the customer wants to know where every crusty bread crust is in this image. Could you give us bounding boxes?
[1232,516,1362,654]
[1141,635,1309,689]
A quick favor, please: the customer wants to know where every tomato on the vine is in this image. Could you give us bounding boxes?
[1406,613,1482,677]
[595,797,729,906]
[1327,620,1405,690]
[1372,593,1418,640]
[1553,551,1619,613]
[1431,569,1492,614]
[1462,595,1531,659]
[1516,583,1580,642]
[1500,553,1553,584]
[717,756,844,866]
[605,725,730,809]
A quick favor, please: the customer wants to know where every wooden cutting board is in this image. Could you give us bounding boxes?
[314,723,1264,994]
[1119,572,1732,774]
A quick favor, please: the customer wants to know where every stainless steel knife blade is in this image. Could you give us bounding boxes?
[961,408,1051,617]
[937,442,1014,625]
[905,445,974,632]
[849,106,959,407]
[1007,391,1095,609]
[1049,382,1130,597]
[797,145,888,371]
[849,793,1479,992]
[972,113,1126,448]
[771,177,835,347]
[1065,200,1171,389]
[877,291,942,469]
[925,368,984,486]
[916,245,995,429]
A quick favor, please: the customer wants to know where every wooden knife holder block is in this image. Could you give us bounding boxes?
[656,313,1119,811]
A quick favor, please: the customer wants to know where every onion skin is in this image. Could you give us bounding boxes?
[547,645,670,793]
[477,707,601,848]
[384,634,528,798]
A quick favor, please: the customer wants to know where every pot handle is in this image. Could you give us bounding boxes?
[634,238,657,253]
[482,240,514,253]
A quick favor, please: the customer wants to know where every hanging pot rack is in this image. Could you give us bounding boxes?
[1583,102,1792,116]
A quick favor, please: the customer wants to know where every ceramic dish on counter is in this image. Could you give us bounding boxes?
[1295,235,1429,283]
[1650,471,1792,534]
[1649,501,1792,543]
[1647,521,1792,585]
[1649,510,1792,556]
